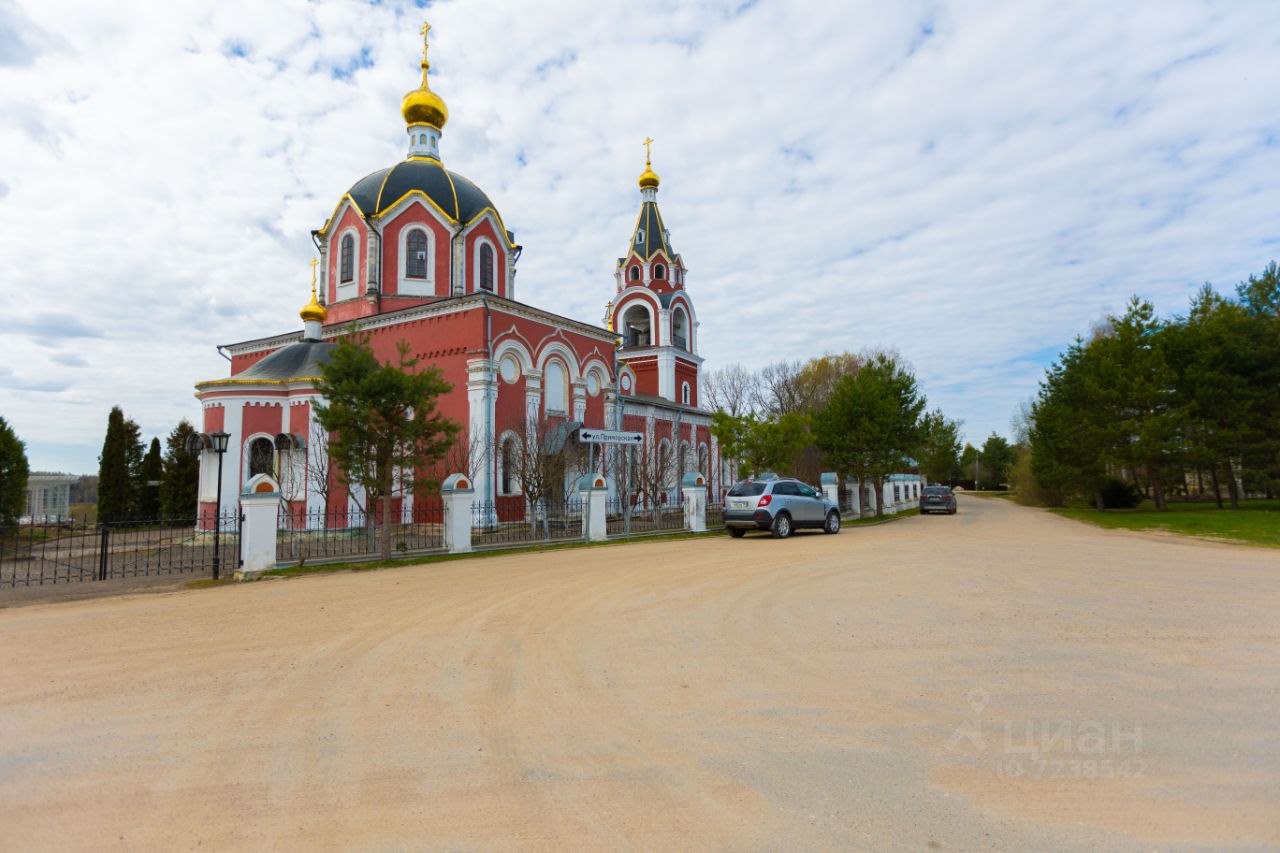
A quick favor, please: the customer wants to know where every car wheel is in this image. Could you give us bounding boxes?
[771,513,792,539]
[824,510,841,534]
[949,506,957,515]
[729,528,746,538]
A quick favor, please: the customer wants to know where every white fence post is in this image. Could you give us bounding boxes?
[820,472,839,508]
[681,472,707,532]
[237,474,280,579]
[442,473,474,554]
[578,474,609,542]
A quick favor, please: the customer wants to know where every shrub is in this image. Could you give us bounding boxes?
[1099,477,1142,509]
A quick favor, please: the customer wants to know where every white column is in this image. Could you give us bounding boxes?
[466,358,497,511]
[571,379,587,422]
[657,349,676,401]
[848,478,862,517]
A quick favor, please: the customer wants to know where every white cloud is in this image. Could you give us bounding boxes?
[1,0,1279,471]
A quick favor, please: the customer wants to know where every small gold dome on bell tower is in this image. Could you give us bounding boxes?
[401,22,449,130]
[638,136,660,189]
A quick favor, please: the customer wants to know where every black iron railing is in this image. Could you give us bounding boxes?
[0,513,241,587]
[276,502,446,563]
[470,498,585,547]
[605,494,686,537]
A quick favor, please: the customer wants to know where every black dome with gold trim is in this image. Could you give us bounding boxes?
[344,159,498,225]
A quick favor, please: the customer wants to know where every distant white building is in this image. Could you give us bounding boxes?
[24,473,77,523]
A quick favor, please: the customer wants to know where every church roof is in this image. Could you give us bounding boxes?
[344,159,500,225]
[233,339,335,383]
[628,201,675,260]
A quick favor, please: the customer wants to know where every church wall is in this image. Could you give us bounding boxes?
[463,219,507,297]
[381,201,453,299]
[675,360,700,407]
[326,206,368,305]
[630,357,659,397]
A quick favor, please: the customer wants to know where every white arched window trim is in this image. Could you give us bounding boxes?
[497,429,521,496]
[618,297,659,348]
[334,226,360,301]
[397,220,436,296]
[681,381,691,405]
[242,432,277,483]
[472,236,498,294]
[543,358,570,415]
[671,306,691,352]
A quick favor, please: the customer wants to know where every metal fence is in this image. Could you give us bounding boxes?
[276,502,446,563]
[604,495,686,537]
[470,498,587,547]
[704,500,724,529]
[0,513,241,588]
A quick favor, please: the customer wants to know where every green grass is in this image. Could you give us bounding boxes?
[1051,499,1280,547]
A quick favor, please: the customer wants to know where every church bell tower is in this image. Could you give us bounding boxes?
[608,140,702,407]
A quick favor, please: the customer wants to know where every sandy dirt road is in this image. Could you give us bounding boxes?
[1,496,1277,851]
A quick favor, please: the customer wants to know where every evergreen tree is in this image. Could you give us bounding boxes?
[98,406,143,523]
[137,437,162,520]
[917,409,962,484]
[160,420,201,519]
[978,433,1013,489]
[315,335,459,558]
[1093,298,1182,509]
[1029,339,1112,508]
[0,416,30,528]
[814,353,925,516]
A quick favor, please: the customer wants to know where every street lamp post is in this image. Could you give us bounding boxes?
[210,431,230,580]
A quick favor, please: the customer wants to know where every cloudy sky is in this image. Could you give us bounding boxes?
[2,0,1278,473]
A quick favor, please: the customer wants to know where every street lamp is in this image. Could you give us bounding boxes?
[210,431,230,581]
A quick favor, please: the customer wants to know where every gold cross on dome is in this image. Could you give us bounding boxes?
[643,136,654,165]
[420,21,431,60]
[309,256,318,287]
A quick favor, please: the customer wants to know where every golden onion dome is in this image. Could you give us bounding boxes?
[300,265,327,324]
[402,80,448,129]
[638,135,659,189]
[402,23,448,130]
[638,164,660,189]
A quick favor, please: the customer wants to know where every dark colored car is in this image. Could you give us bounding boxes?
[919,485,957,515]
[723,477,841,538]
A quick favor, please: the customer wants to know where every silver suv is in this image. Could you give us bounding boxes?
[723,477,841,538]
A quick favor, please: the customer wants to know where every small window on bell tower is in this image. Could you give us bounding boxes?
[654,264,665,280]
[629,266,640,282]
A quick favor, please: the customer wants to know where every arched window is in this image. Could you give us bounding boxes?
[248,438,274,478]
[479,243,494,291]
[340,234,355,283]
[544,360,568,414]
[654,264,665,280]
[629,266,640,282]
[621,304,651,348]
[672,307,689,351]
[406,229,428,279]
[500,436,518,495]
[681,382,691,405]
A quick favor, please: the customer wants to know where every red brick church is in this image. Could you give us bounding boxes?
[193,25,723,523]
